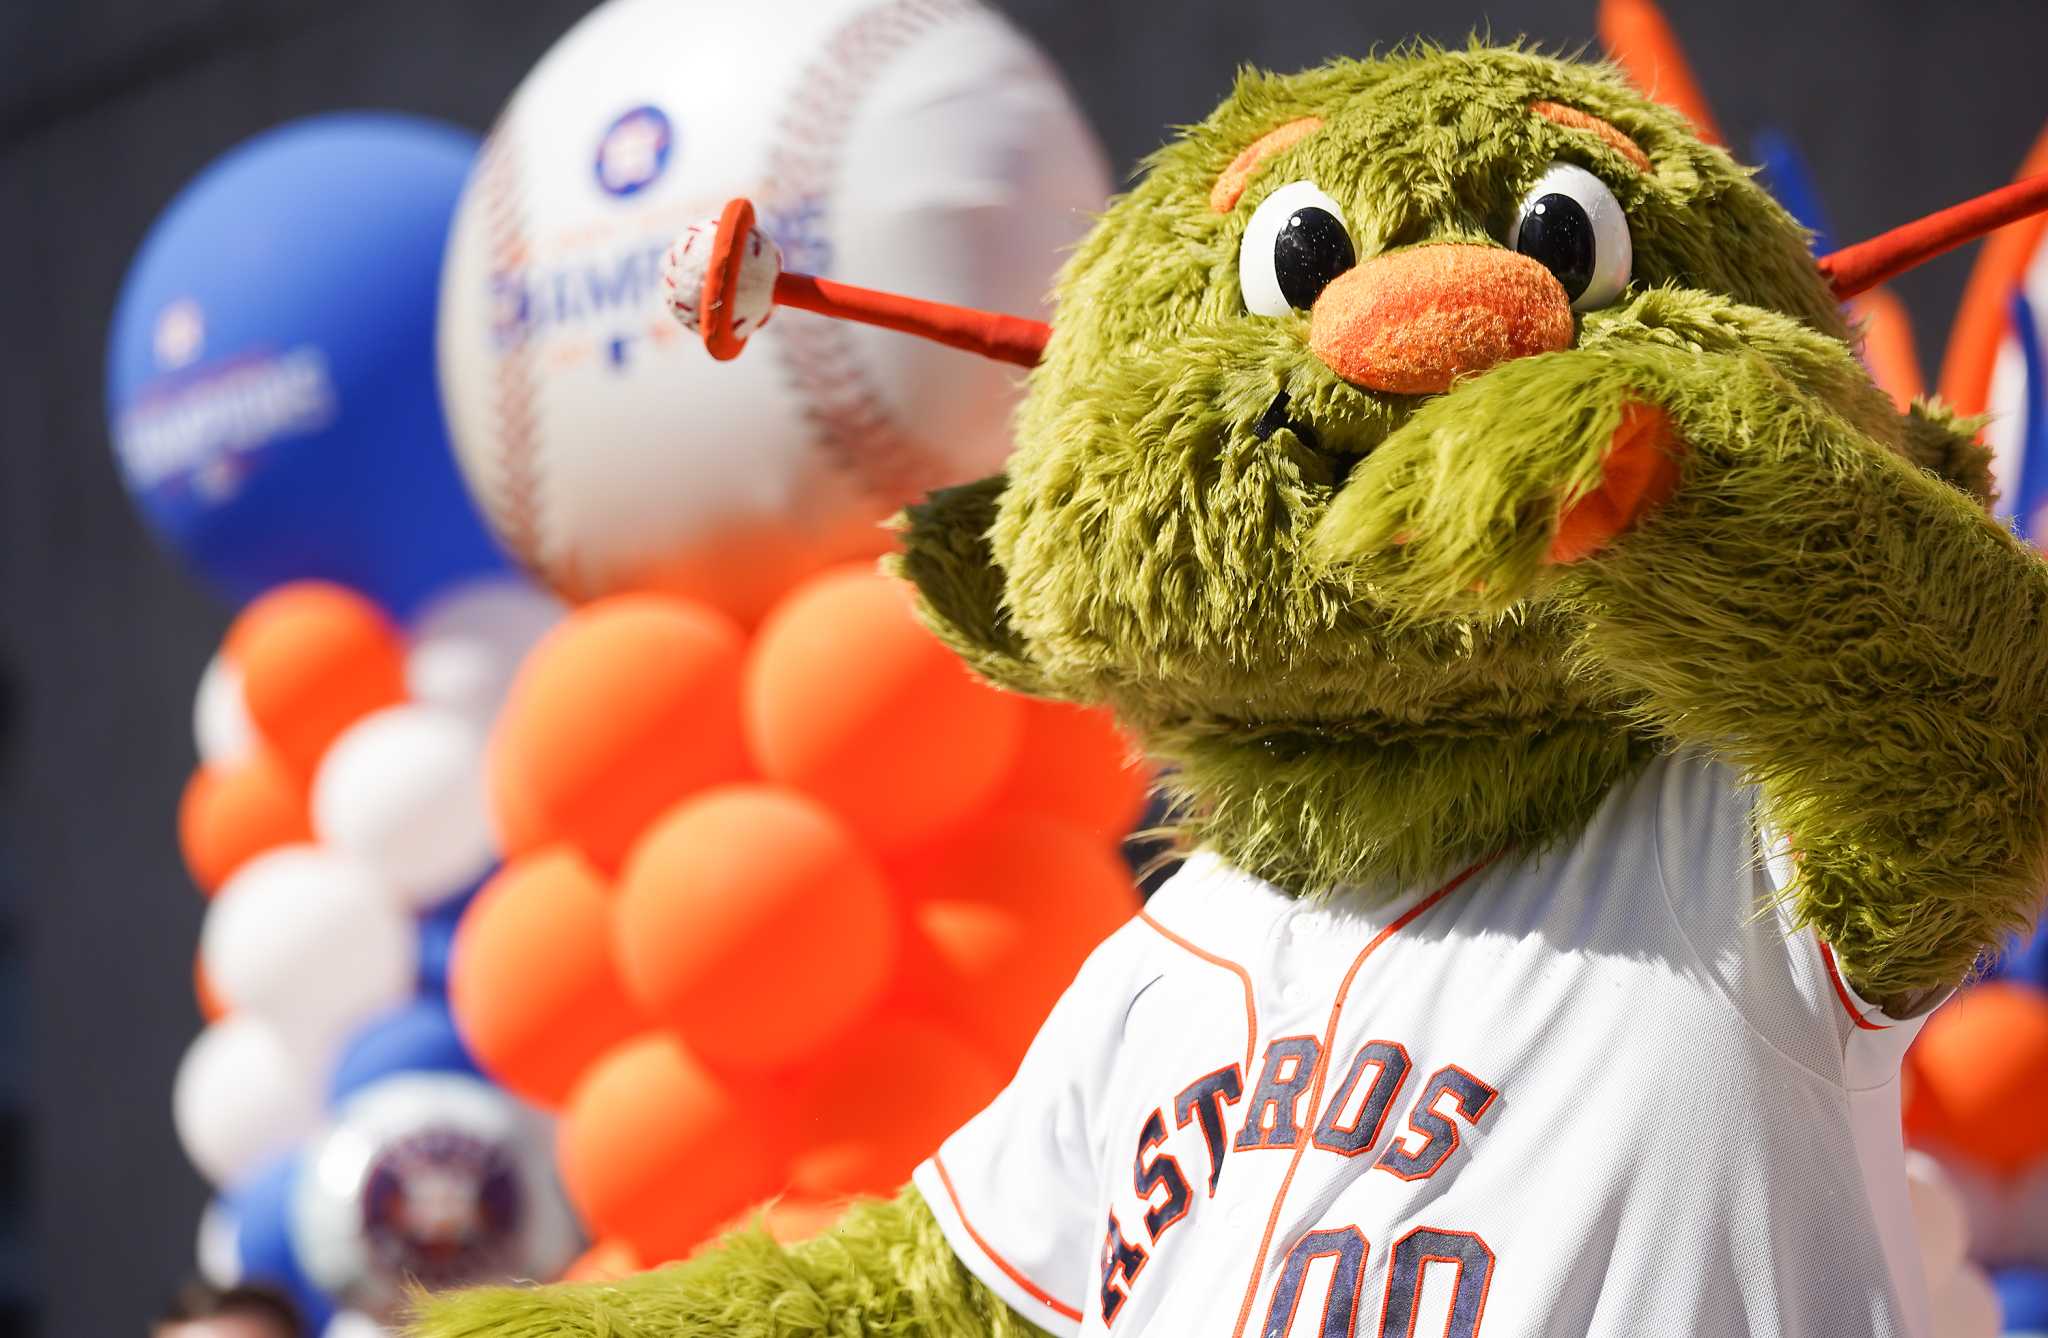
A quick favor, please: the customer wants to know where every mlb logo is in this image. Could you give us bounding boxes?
[594,104,674,199]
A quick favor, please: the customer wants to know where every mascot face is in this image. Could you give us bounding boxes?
[994,48,1844,730]
[899,45,1983,891]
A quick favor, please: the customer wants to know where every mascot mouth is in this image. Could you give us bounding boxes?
[1252,388,1396,488]
[1253,389,1324,452]
[1253,389,1370,486]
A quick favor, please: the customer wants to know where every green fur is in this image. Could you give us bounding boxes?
[903,44,2045,1004]
[888,477,1045,696]
[420,43,2048,1338]
[1310,306,2048,1000]
[410,1188,1046,1338]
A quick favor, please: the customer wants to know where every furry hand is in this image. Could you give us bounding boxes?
[1311,346,1688,615]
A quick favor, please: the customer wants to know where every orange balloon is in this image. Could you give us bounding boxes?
[892,814,1140,1064]
[1902,1043,1955,1151]
[712,1195,853,1247]
[225,582,406,776]
[560,1238,643,1282]
[784,1012,1003,1199]
[194,954,227,1022]
[448,848,644,1108]
[558,1034,784,1263]
[745,567,1023,851]
[989,700,1151,844]
[177,753,313,894]
[614,785,897,1073]
[758,1197,848,1244]
[632,516,894,632]
[1911,982,2048,1176]
[490,594,750,871]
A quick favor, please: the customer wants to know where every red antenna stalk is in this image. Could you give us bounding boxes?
[691,197,1048,368]
[1821,174,2048,300]
[686,178,2048,374]
[771,272,1048,368]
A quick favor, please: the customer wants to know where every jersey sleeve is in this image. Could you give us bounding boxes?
[912,919,1149,1336]
[1652,752,1941,1086]
[1757,819,1945,1084]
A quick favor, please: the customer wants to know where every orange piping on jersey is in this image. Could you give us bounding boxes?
[1817,939,1892,1032]
[931,1152,1085,1323]
[1228,858,1492,1338]
[1140,909,1260,1077]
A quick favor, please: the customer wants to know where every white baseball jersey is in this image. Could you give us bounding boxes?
[913,751,1935,1338]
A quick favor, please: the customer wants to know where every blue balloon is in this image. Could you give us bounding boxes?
[106,113,507,616]
[1982,920,2048,988]
[330,996,480,1104]
[1997,1266,2048,1330]
[1752,129,1833,255]
[227,1153,335,1331]
[417,879,482,996]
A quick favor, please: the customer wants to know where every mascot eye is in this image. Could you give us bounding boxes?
[1240,181,1356,316]
[1509,162,1632,311]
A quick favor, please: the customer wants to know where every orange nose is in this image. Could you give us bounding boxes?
[1308,245,1575,394]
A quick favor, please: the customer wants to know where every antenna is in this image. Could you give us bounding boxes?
[1820,174,2048,300]
[679,198,1049,369]
[672,180,2048,372]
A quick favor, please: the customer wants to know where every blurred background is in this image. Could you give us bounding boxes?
[2,1,2047,1334]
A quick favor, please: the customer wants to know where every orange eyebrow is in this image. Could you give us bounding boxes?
[1210,116,1325,213]
[1529,101,1651,173]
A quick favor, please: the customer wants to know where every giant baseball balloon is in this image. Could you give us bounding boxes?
[107,114,509,616]
[437,0,1110,621]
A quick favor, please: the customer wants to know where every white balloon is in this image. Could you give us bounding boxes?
[312,706,497,908]
[293,1074,583,1322]
[1929,1264,2003,1338]
[325,1312,390,1338]
[197,1197,244,1286]
[173,1016,321,1188]
[194,651,255,767]
[404,578,562,724]
[1906,1150,1969,1294]
[438,0,1110,607]
[202,846,417,1049]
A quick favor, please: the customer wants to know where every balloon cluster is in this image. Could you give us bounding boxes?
[113,0,1130,1310]
[1902,942,2048,1335]
[108,104,613,1334]
[451,566,1148,1267]
[175,578,580,1330]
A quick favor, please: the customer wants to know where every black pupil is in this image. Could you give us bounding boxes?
[1514,193,1595,301]
[1273,207,1355,310]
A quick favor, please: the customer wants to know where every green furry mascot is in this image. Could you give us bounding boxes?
[419,44,2048,1338]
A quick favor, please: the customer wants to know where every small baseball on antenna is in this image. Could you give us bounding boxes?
[663,198,782,360]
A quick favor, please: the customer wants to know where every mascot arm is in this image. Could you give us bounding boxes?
[409,1185,1048,1338]
[1316,337,2048,1008]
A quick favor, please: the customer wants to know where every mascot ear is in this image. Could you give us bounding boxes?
[889,474,1050,696]
[1899,400,1998,508]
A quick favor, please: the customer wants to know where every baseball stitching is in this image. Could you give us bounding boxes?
[761,0,978,509]
[476,124,570,598]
